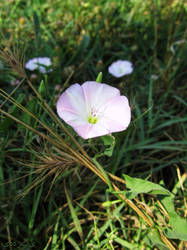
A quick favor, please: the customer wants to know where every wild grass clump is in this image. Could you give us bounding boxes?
[0,0,187,249]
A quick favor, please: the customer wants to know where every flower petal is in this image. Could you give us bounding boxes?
[25,58,38,71]
[73,122,110,139]
[70,95,131,139]
[108,60,133,78]
[82,81,120,110]
[37,57,51,66]
[99,96,131,132]
[56,83,87,126]
[25,57,52,73]
[56,81,131,139]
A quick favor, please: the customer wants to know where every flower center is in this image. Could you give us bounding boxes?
[118,68,124,74]
[87,115,98,124]
[87,108,98,124]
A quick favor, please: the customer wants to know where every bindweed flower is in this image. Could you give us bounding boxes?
[151,74,159,80]
[10,79,20,86]
[55,84,61,91]
[108,60,133,78]
[30,73,37,80]
[25,57,52,73]
[56,81,131,139]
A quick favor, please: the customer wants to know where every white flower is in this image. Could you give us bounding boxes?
[56,81,131,139]
[108,60,133,78]
[151,74,159,80]
[10,79,20,86]
[25,57,52,73]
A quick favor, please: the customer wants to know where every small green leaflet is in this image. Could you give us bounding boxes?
[123,174,171,199]
[123,174,187,241]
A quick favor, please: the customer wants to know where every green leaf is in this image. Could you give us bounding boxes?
[123,174,171,199]
[67,237,81,250]
[151,117,187,132]
[144,229,168,249]
[114,237,138,249]
[51,215,60,250]
[29,184,43,232]
[65,186,83,240]
[101,134,115,157]
[102,199,121,207]
[160,195,187,241]
[122,175,187,241]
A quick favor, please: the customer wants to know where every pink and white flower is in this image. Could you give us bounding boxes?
[25,57,52,73]
[56,81,131,139]
[10,79,20,86]
[30,73,37,79]
[55,84,61,91]
[108,60,133,78]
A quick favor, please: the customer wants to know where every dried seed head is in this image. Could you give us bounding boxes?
[0,44,27,78]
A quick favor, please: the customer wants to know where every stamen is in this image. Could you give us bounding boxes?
[88,115,98,124]
[88,107,98,124]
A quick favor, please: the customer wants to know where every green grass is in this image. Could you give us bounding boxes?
[0,0,187,249]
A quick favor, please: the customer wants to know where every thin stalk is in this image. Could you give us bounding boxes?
[17,166,59,198]
[0,79,24,109]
